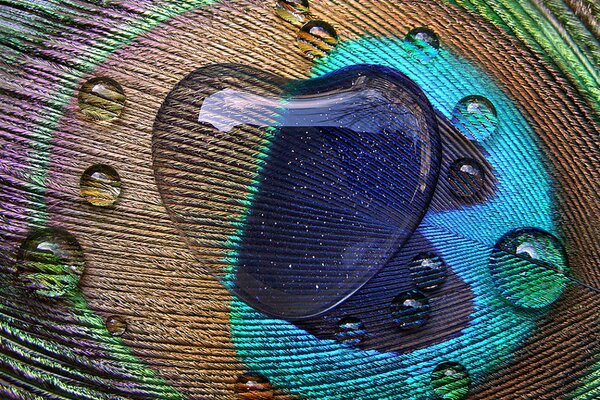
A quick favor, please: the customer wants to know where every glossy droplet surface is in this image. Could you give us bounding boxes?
[78,77,126,121]
[106,316,127,336]
[405,27,440,62]
[451,95,498,141]
[431,362,470,400]
[335,317,365,345]
[297,20,338,59]
[390,290,430,329]
[409,253,447,291]
[489,228,569,308]
[80,164,122,207]
[447,158,484,199]
[17,228,85,297]
[235,372,273,400]
[275,0,309,26]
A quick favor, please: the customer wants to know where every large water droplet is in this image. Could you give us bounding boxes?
[235,372,273,399]
[105,315,127,336]
[451,95,498,141]
[489,228,569,309]
[390,290,430,329]
[431,362,470,400]
[80,164,122,207]
[409,253,447,291]
[447,158,484,199]
[297,20,338,59]
[335,316,366,345]
[78,77,126,121]
[16,228,85,297]
[405,27,440,62]
[275,0,310,26]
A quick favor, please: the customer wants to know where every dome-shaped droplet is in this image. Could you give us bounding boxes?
[335,317,366,345]
[78,77,126,121]
[489,228,569,309]
[275,0,310,26]
[297,20,338,59]
[447,158,485,199]
[409,253,447,291]
[390,290,430,329]
[16,228,85,298]
[451,95,498,141]
[405,27,440,62]
[80,164,122,207]
[105,315,127,336]
[235,372,273,399]
[431,362,470,400]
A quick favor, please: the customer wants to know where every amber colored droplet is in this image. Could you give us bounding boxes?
[235,372,273,399]
[80,164,122,207]
[297,20,338,59]
[78,77,126,121]
[106,315,127,336]
[275,0,310,26]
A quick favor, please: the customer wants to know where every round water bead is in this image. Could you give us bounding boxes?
[17,228,85,298]
[80,164,122,207]
[431,362,470,400]
[105,315,127,336]
[78,77,126,121]
[297,20,338,59]
[335,317,366,345]
[447,158,485,199]
[489,228,569,309]
[405,27,440,62]
[451,95,498,141]
[390,290,430,330]
[409,253,447,291]
[235,372,273,400]
[275,0,310,26]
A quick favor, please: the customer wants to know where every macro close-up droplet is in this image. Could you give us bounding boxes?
[409,253,448,291]
[275,0,310,26]
[16,228,85,298]
[451,95,498,141]
[80,164,122,207]
[390,290,430,330]
[405,27,440,62]
[431,362,470,400]
[447,158,485,199]
[78,77,126,121]
[106,315,127,336]
[335,317,366,345]
[489,228,569,309]
[297,20,338,59]
[235,372,273,400]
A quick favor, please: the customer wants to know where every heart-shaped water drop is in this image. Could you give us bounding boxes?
[152,64,441,319]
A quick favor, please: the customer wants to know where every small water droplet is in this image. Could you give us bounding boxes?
[489,228,569,309]
[105,315,127,336]
[235,372,273,399]
[431,362,470,400]
[297,20,338,59]
[448,158,484,199]
[78,77,126,121]
[335,317,366,345]
[80,164,122,207]
[390,290,430,329]
[275,0,310,26]
[405,27,440,62]
[451,95,498,141]
[409,253,447,291]
[16,228,85,298]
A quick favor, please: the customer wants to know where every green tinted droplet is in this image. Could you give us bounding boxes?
[489,228,569,309]
[297,20,338,59]
[78,77,126,121]
[447,158,485,199]
[451,95,498,141]
[409,253,447,291]
[235,372,273,400]
[106,315,127,336]
[390,290,430,329]
[335,316,366,345]
[275,0,310,26]
[431,362,470,400]
[405,27,440,62]
[80,164,122,207]
[17,228,85,298]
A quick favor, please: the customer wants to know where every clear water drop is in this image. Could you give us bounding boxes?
[235,372,273,399]
[409,253,447,291]
[80,164,122,207]
[275,0,310,26]
[489,228,569,309]
[451,95,498,141]
[390,290,430,329]
[78,77,126,121]
[297,20,338,59]
[105,315,127,336]
[431,362,470,400]
[17,228,85,298]
[335,316,366,345]
[447,158,485,199]
[405,27,440,62]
